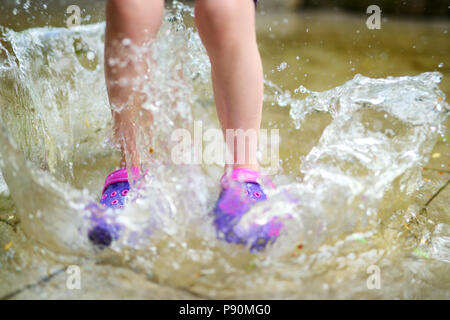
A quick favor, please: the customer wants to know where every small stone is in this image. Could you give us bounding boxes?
[4,241,13,250]
[432,153,440,158]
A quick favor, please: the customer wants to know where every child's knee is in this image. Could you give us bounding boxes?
[195,0,241,42]
[107,0,164,38]
[108,0,145,15]
[107,0,162,22]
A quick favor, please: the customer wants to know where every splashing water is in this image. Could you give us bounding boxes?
[0,2,449,299]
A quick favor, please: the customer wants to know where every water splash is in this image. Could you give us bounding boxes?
[0,2,449,299]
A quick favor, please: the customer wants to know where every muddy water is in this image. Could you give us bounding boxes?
[0,2,449,299]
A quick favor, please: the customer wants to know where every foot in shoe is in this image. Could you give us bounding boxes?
[213,168,283,252]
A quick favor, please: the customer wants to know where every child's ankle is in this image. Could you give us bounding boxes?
[232,164,259,172]
[220,167,260,187]
[230,167,259,183]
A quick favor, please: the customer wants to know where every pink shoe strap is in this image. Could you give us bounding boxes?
[220,168,260,187]
[102,167,140,193]
[231,168,260,183]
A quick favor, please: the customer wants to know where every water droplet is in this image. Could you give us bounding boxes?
[277,62,288,72]
[118,77,129,87]
[122,38,132,46]
[86,51,95,61]
[294,85,309,94]
[23,0,30,11]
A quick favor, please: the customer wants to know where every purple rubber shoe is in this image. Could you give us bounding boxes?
[88,167,138,247]
[213,168,283,252]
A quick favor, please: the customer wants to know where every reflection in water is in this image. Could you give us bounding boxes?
[0,2,449,299]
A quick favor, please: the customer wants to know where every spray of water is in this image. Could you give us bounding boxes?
[0,2,448,298]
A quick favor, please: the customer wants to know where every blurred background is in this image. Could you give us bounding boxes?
[1,0,448,95]
[2,0,450,28]
[270,0,450,17]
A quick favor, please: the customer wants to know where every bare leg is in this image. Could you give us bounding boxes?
[195,0,263,172]
[105,0,164,169]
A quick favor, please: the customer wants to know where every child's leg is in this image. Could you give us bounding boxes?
[105,0,164,168]
[195,0,263,172]
[194,1,281,251]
